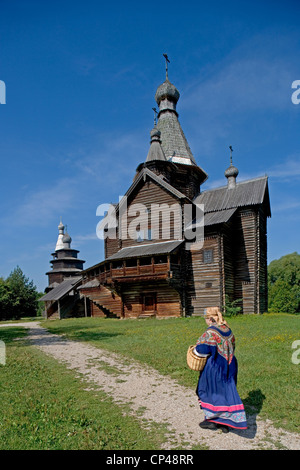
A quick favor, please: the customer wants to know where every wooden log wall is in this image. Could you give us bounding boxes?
[105,178,183,256]
[105,234,119,259]
[185,235,221,316]
[222,220,235,303]
[170,164,200,200]
[81,285,123,318]
[48,272,64,285]
[122,281,182,318]
[233,208,258,314]
[90,300,106,318]
[258,207,268,313]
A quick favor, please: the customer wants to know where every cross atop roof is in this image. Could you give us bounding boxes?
[163,53,170,80]
[229,145,233,165]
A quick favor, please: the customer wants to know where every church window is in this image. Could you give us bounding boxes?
[203,249,213,264]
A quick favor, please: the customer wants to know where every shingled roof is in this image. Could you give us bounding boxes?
[157,111,196,165]
[194,176,271,216]
[106,240,184,261]
[40,277,82,301]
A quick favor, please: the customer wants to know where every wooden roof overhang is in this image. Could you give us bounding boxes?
[39,276,82,302]
[82,240,184,275]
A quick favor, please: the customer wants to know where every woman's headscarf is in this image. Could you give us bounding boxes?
[204,307,229,327]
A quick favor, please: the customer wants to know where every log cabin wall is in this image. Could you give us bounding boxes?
[170,164,200,200]
[105,234,119,259]
[258,207,268,313]
[119,179,182,249]
[222,220,235,304]
[105,179,183,258]
[185,235,221,316]
[90,300,106,317]
[48,272,64,285]
[233,208,258,314]
[122,281,181,318]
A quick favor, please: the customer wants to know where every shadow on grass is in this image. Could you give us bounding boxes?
[231,389,266,439]
[44,322,123,344]
[0,327,29,346]
[27,325,122,349]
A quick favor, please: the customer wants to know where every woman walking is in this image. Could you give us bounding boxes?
[194,307,247,432]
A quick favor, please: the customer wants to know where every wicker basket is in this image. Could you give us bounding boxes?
[187,345,207,371]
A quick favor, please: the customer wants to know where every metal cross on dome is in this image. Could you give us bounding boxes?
[152,107,158,125]
[229,145,233,165]
[163,53,170,80]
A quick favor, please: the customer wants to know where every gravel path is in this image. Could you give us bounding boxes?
[2,321,300,450]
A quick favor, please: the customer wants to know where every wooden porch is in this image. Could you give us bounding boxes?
[80,252,184,318]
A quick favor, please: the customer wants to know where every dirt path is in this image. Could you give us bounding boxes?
[2,321,300,450]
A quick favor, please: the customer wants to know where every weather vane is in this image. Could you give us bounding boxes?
[229,145,233,165]
[163,53,170,80]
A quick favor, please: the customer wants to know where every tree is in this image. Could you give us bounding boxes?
[268,252,300,314]
[0,277,13,320]
[0,267,39,320]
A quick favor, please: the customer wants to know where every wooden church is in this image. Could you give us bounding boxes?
[40,220,86,319]
[77,60,271,318]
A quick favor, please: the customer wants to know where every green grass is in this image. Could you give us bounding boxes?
[42,313,300,433]
[0,327,170,450]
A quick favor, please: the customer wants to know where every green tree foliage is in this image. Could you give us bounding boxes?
[268,252,300,314]
[0,267,39,320]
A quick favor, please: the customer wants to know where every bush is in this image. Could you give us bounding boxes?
[268,252,300,314]
[223,295,242,317]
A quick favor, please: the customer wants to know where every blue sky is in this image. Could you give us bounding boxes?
[0,0,299,292]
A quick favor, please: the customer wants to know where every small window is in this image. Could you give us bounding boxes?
[203,249,213,264]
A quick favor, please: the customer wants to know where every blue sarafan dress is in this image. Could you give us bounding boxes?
[195,324,247,429]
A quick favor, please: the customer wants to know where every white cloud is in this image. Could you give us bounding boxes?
[177,33,298,155]
[267,157,300,180]
[7,177,77,227]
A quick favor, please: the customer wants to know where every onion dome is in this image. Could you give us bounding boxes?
[225,146,239,188]
[225,164,239,178]
[155,79,180,106]
[55,218,65,251]
[63,232,72,245]
[146,126,167,162]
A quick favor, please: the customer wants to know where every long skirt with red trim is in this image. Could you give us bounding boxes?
[195,353,247,430]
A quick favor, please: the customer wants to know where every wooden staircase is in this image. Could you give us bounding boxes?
[82,284,123,318]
